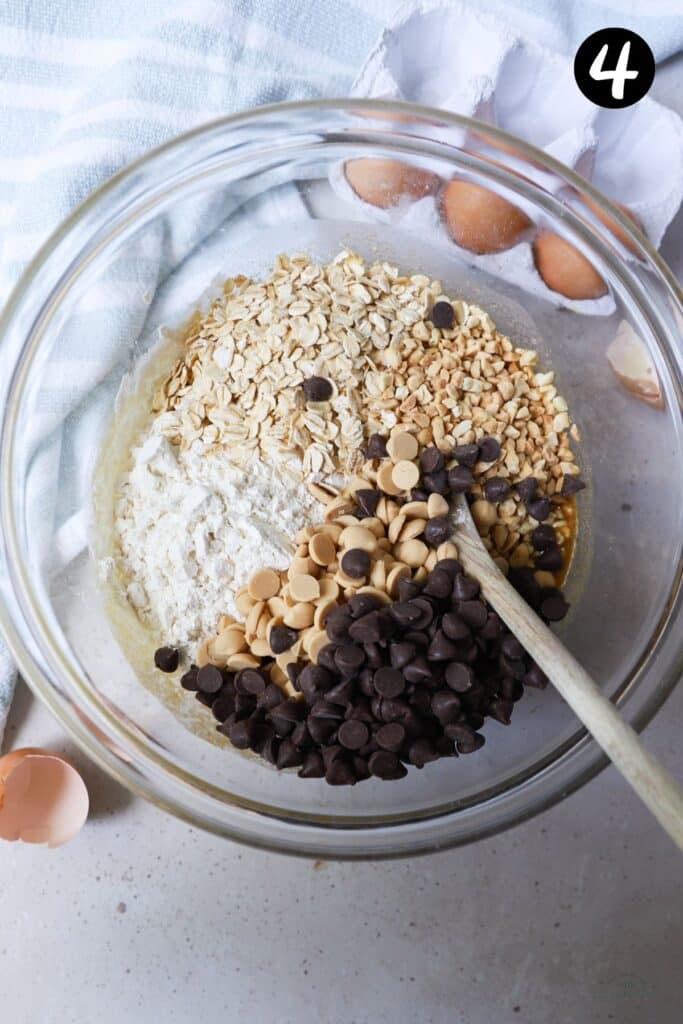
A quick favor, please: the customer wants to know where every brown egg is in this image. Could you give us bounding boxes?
[532,230,608,300]
[581,194,643,256]
[440,178,532,254]
[606,322,663,409]
[0,747,89,847]
[344,158,441,209]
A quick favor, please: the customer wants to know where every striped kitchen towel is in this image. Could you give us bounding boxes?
[0,0,681,748]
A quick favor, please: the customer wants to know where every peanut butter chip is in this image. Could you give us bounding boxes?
[248,567,280,601]
[196,637,212,667]
[386,431,418,462]
[394,539,429,568]
[318,577,340,601]
[213,626,247,659]
[377,462,402,496]
[227,652,261,670]
[289,573,320,603]
[386,563,411,598]
[309,532,336,566]
[283,602,315,629]
[427,493,449,518]
[309,630,331,664]
[339,525,377,552]
[391,460,420,492]
[398,517,426,541]
[250,637,271,658]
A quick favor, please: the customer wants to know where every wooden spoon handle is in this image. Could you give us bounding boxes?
[455,521,683,852]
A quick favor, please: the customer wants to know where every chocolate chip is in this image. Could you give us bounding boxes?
[435,558,463,578]
[374,667,405,698]
[316,644,339,673]
[375,722,406,751]
[480,612,502,640]
[422,470,449,494]
[429,300,455,329]
[408,738,438,767]
[528,497,551,522]
[267,625,297,655]
[441,612,470,641]
[444,722,475,743]
[408,598,435,630]
[531,524,557,551]
[447,465,474,493]
[180,667,199,691]
[298,752,325,778]
[310,699,344,720]
[355,488,381,517]
[478,437,501,463]
[211,693,235,723]
[561,475,586,497]
[452,573,480,601]
[348,611,385,644]
[236,669,267,695]
[509,567,541,608]
[540,592,570,621]
[291,721,311,748]
[483,477,511,502]
[257,683,284,711]
[411,488,430,502]
[154,646,179,673]
[326,678,356,705]
[501,634,526,660]
[535,544,563,571]
[402,657,432,684]
[365,433,388,459]
[427,630,460,661]
[338,720,369,750]
[515,476,538,503]
[275,738,303,769]
[326,756,357,786]
[458,600,488,630]
[453,443,479,467]
[390,642,417,670]
[348,593,382,618]
[298,663,333,702]
[524,664,549,689]
[227,718,254,749]
[306,716,337,746]
[341,548,371,579]
[420,446,445,473]
[326,606,353,641]
[368,750,407,780]
[488,698,514,725]
[445,662,475,692]
[423,568,452,599]
[196,664,223,694]
[388,602,424,628]
[397,577,423,601]
[424,516,452,546]
[456,732,485,754]
[431,689,461,725]
[302,375,333,402]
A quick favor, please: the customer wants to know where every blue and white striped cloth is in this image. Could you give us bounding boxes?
[0,0,681,748]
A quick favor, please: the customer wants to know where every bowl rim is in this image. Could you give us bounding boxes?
[0,97,681,858]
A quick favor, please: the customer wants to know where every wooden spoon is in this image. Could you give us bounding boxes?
[450,492,683,851]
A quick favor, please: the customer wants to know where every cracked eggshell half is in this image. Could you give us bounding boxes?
[606,321,663,410]
[0,748,89,847]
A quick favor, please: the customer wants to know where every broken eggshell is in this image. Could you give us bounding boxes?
[606,321,663,410]
[0,747,89,847]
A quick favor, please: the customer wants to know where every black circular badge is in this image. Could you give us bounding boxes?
[574,28,655,108]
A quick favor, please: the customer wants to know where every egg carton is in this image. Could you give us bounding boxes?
[332,0,683,314]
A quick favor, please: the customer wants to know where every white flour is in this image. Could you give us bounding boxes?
[114,422,320,647]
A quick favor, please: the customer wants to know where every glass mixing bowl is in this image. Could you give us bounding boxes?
[0,101,681,858]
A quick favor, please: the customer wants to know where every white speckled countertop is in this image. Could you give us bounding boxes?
[1,59,682,1024]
